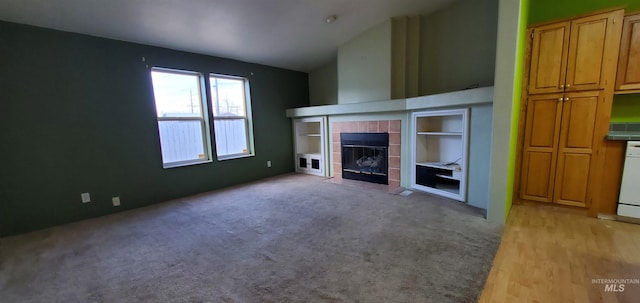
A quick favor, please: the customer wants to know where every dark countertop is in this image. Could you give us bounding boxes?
[607,123,640,140]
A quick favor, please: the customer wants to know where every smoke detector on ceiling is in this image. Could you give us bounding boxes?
[325,15,338,24]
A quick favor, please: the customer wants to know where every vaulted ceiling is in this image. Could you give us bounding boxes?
[0,0,456,72]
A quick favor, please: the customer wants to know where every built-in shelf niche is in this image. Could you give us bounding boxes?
[296,121,322,154]
[293,117,326,176]
[412,108,469,201]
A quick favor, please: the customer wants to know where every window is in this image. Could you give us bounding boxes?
[209,74,254,159]
[150,68,254,167]
[150,68,211,168]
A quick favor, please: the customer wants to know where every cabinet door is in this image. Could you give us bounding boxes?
[297,155,309,171]
[565,10,624,92]
[528,23,570,95]
[519,93,564,202]
[616,14,640,91]
[309,156,322,173]
[553,91,601,207]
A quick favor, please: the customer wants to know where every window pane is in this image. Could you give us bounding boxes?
[151,71,202,118]
[158,120,206,163]
[214,119,248,156]
[151,68,210,166]
[210,77,246,117]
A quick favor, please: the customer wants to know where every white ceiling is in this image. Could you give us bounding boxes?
[0,0,455,72]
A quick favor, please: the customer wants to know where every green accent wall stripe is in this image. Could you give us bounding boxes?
[506,0,530,219]
[528,0,640,25]
[612,95,640,122]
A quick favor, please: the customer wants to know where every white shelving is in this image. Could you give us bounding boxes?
[411,109,469,201]
[416,132,462,136]
[293,117,327,176]
[285,86,494,118]
[416,162,460,170]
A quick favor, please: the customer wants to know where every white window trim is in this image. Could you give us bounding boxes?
[210,73,255,161]
[151,67,213,169]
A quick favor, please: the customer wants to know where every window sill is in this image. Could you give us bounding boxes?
[163,159,212,169]
[217,153,255,161]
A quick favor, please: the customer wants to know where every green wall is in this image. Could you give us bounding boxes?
[338,20,392,104]
[309,58,338,106]
[0,21,309,237]
[419,0,499,95]
[611,95,640,122]
[529,0,640,25]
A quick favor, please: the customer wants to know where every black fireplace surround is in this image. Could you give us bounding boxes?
[340,132,389,184]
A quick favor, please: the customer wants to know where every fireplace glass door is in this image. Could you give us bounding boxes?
[340,132,389,184]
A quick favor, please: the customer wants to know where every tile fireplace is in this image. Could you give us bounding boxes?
[332,120,401,188]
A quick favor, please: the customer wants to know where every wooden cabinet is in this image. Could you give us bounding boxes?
[528,23,570,94]
[553,91,601,207]
[293,117,327,176]
[519,93,563,203]
[520,91,604,207]
[528,10,624,95]
[518,9,624,211]
[594,140,627,214]
[411,109,469,202]
[616,13,640,92]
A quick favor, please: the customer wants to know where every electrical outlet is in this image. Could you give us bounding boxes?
[81,192,91,203]
[112,197,121,207]
[267,160,272,168]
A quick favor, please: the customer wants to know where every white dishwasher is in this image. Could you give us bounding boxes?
[618,141,640,219]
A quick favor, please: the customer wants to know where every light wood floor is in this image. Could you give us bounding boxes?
[479,204,640,303]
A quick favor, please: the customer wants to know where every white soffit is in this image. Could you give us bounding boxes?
[286,86,495,117]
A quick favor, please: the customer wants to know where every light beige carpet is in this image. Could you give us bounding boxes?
[0,174,502,302]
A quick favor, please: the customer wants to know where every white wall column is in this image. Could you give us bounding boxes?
[487,0,523,223]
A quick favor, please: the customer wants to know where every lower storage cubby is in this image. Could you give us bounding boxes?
[416,165,460,195]
[297,153,323,176]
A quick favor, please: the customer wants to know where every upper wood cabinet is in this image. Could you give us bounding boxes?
[616,13,640,92]
[528,10,624,95]
[528,22,570,94]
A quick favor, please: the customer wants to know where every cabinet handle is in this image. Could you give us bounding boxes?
[560,84,565,88]
[566,84,571,88]
[565,97,570,101]
[558,98,564,102]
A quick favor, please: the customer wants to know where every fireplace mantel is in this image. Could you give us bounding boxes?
[285,86,493,118]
